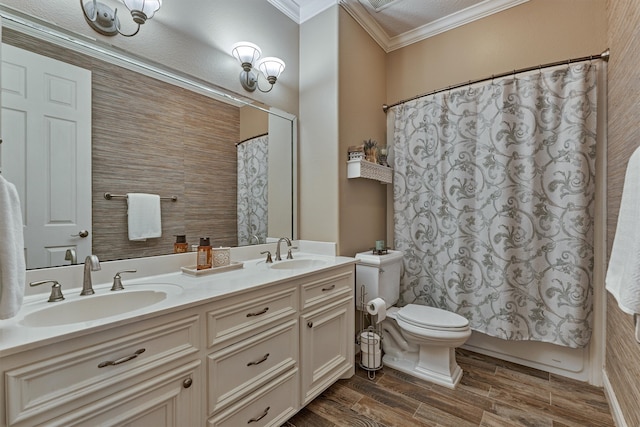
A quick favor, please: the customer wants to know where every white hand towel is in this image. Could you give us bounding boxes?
[127,193,162,241]
[0,175,26,319]
[606,146,640,315]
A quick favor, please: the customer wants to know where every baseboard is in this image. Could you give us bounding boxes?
[602,369,628,427]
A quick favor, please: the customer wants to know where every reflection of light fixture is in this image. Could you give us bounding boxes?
[80,0,162,37]
[231,41,285,93]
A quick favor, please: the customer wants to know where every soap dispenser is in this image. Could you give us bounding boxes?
[197,237,212,270]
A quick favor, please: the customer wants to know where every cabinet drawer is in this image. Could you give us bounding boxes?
[5,314,200,426]
[37,360,201,427]
[206,284,297,349]
[208,368,298,427]
[300,268,353,311]
[208,319,298,415]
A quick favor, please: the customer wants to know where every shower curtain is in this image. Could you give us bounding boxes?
[392,62,599,348]
[237,134,269,246]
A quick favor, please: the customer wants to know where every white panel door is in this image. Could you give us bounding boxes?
[1,43,92,269]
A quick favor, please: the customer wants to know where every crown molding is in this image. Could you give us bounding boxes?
[268,0,338,24]
[267,0,301,23]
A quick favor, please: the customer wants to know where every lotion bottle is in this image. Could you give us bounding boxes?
[197,237,212,270]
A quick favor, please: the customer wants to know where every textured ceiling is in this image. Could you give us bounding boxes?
[350,0,485,38]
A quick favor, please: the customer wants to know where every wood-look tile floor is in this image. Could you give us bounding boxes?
[284,349,615,427]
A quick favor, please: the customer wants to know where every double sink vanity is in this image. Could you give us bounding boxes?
[0,241,356,427]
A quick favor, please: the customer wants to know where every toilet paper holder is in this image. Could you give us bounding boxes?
[357,285,384,379]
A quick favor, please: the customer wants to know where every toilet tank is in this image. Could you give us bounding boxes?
[355,250,403,310]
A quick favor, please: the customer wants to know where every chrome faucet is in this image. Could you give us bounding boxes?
[250,235,261,245]
[275,237,293,261]
[64,248,77,264]
[80,255,101,296]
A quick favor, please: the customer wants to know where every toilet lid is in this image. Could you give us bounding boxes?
[397,304,469,331]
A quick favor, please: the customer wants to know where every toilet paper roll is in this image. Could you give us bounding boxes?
[366,298,386,323]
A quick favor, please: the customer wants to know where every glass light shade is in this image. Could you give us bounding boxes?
[231,42,262,66]
[256,57,286,80]
[122,0,162,18]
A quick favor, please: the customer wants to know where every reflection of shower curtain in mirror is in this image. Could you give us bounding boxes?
[392,62,601,348]
[237,135,269,246]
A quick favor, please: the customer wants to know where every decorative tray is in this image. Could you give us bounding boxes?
[181,261,244,276]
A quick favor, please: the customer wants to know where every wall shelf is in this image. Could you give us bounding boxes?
[347,160,392,184]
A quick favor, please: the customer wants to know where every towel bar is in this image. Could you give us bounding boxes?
[103,192,178,202]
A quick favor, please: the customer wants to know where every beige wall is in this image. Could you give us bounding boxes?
[239,105,269,141]
[386,0,607,106]
[605,0,640,425]
[299,8,340,246]
[304,0,608,259]
[0,0,300,116]
[338,9,388,256]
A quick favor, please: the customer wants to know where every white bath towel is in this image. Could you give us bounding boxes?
[127,193,162,241]
[606,146,640,315]
[0,175,26,319]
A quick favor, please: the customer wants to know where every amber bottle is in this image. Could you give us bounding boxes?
[174,235,189,253]
[197,237,212,270]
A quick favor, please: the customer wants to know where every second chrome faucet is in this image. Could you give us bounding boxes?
[80,255,101,296]
[275,237,297,261]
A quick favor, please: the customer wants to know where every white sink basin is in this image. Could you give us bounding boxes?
[269,258,329,270]
[20,286,179,327]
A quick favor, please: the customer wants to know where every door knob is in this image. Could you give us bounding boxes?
[71,230,89,238]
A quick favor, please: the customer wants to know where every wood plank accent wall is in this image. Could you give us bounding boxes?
[3,29,240,262]
[605,1,640,425]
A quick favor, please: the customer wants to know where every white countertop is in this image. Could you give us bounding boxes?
[0,243,357,357]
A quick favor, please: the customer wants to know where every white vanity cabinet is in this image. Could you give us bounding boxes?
[0,308,202,427]
[1,259,356,427]
[299,267,355,405]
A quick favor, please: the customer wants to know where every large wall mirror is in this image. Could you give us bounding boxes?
[0,9,297,270]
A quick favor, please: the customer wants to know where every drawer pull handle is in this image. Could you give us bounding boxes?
[98,348,146,368]
[248,406,270,423]
[307,321,313,328]
[247,353,270,366]
[183,378,193,389]
[322,284,336,291]
[246,307,269,317]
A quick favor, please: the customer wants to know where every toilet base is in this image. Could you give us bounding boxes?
[382,346,463,389]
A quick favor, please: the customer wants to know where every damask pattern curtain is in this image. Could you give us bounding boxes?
[392,62,598,348]
[237,134,269,246]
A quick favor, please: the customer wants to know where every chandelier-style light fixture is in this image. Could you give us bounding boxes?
[231,41,286,93]
[80,0,162,37]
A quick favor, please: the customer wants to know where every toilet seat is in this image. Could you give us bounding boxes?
[397,304,469,332]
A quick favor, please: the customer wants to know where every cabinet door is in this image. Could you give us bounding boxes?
[39,361,202,427]
[300,296,354,405]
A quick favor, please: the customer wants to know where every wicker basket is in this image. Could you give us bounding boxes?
[347,160,393,184]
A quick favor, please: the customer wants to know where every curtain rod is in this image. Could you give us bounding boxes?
[236,132,269,146]
[382,49,610,113]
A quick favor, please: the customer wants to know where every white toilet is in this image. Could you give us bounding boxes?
[355,250,471,389]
